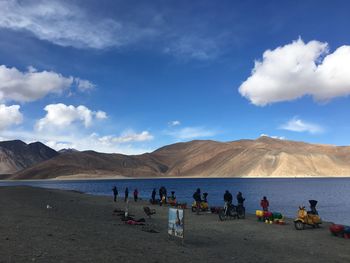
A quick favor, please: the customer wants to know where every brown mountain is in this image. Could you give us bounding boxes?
[0,140,59,177]
[10,136,350,179]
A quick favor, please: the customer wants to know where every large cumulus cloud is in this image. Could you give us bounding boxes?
[239,38,350,106]
[0,65,73,102]
[36,103,107,131]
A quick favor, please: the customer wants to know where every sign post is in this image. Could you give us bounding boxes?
[168,207,184,244]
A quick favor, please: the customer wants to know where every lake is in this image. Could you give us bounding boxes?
[1,177,349,225]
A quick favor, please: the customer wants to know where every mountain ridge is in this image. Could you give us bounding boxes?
[0,140,59,176]
[6,136,350,180]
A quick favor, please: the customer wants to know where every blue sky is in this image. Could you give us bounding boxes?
[0,0,350,153]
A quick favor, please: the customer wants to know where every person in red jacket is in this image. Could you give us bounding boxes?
[260,196,269,211]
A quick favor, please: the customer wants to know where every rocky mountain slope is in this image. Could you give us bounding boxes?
[0,140,59,176]
[9,136,350,179]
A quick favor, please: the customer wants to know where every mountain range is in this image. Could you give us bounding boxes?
[2,136,350,180]
[0,140,58,178]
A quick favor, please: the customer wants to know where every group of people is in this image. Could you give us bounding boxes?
[223,190,246,207]
[112,186,139,203]
[192,188,209,214]
[113,186,171,205]
[112,185,271,212]
[150,186,170,205]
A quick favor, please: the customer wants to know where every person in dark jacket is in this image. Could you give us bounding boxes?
[308,200,318,215]
[151,188,156,203]
[112,186,118,202]
[237,192,245,206]
[124,187,129,202]
[193,188,201,214]
[163,187,167,203]
[159,187,163,200]
[133,189,139,202]
[224,190,233,205]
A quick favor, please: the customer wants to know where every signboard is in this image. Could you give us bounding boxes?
[168,208,184,239]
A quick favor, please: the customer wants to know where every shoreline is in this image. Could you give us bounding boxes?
[2,174,350,182]
[1,185,349,263]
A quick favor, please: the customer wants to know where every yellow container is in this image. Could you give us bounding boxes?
[256,210,264,217]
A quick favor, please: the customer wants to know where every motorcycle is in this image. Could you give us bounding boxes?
[191,192,209,212]
[219,202,245,221]
[294,200,322,230]
[191,200,209,212]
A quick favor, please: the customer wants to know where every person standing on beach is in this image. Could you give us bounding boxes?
[133,189,138,202]
[224,190,233,205]
[112,186,118,202]
[163,187,167,203]
[260,196,269,211]
[159,187,163,200]
[237,192,245,206]
[124,187,129,202]
[193,188,202,215]
[151,188,156,203]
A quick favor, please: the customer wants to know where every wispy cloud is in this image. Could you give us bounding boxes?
[260,134,285,140]
[96,130,153,144]
[75,78,95,92]
[0,1,233,61]
[279,117,324,134]
[0,0,156,49]
[167,126,217,140]
[168,120,181,127]
[163,35,223,61]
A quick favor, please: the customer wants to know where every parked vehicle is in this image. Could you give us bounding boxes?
[191,200,209,212]
[294,200,322,230]
[219,202,245,221]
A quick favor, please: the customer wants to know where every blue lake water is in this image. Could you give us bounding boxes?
[1,178,349,225]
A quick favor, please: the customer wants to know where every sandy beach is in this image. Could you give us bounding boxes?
[0,186,349,263]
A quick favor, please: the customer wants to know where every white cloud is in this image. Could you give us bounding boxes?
[36,103,107,131]
[168,120,181,127]
[260,134,285,140]
[0,104,23,130]
[239,38,350,106]
[46,140,75,151]
[168,126,216,140]
[0,64,73,102]
[0,0,155,49]
[75,78,95,91]
[0,129,154,154]
[95,130,154,145]
[0,1,228,60]
[279,117,323,134]
[95,111,107,120]
[164,36,221,60]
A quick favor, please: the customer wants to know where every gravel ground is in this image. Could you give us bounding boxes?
[0,186,349,263]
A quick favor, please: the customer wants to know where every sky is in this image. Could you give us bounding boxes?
[0,0,350,154]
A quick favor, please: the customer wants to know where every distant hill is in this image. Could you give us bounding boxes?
[58,148,79,154]
[0,140,59,176]
[9,136,350,179]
